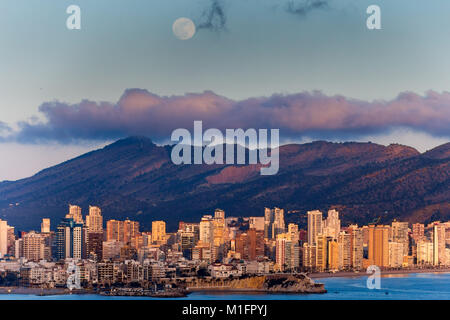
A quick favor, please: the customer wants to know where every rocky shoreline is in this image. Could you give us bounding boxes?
[186,274,326,294]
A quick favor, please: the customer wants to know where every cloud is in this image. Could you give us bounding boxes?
[0,122,12,136]
[196,0,227,32]
[2,89,450,144]
[193,0,330,34]
[285,0,329,17]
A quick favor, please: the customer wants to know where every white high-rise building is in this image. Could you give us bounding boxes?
[324,209,341,239]
[199,215,214,245]
[0,220,8,258]
[417,240,433,265]
[307,210,323,245]
[389,241,404,267]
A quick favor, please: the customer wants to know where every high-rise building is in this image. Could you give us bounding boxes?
[303,243,316,270]
[213,209,227,247]
[264,208,274,239]
[328,239,340,271]
[235,229,264,261]
[106,219,139,244]
[316,234,332,271]
[389,242,404,267]
[288,223,299,243]
[417,240,433,265]
[276,233,299,271]
[433,224,446,265]
[412,223,425,243]
[249,217,265,231]
[66,205,83,224]
[152,221,166,244]
[348,225,363,270]
[307,210,323,245]
[338,231,351,270]
[86,206,103,233]
[323,209,341,239]
[271,208,285,239]
[0,220,9,258]
[199,215,214,245]
[6,226,15,256]
[392,221,409,256]
[179,222,200,243]
[56,218,85,260]
[22,231,45,261]
[87,232,103,261]
[123,220,140,244]
[41,218,51,233]
[368,225,389,267]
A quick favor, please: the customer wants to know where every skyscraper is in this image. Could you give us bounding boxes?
[276,233,299,271]
[56,218,85,260]
[22,231,45,261]
[433,224,446,265]
[66,204,83,224]
[235,229,264,261]
[316,234,332,272]
[249,217,265,231]
[213,209,227,246]
[106,220,123,242]
[348,225,363,270]
[338,231,351,270]
[307,210,323,245]
[86,206,103,233]
[391,221,409,256]
[199,215,214,245]
[152,221,166,244]
[368,225,389,267]
[0,220,9,258]
[323,209,341,239]
[271,208,285,239]
[106,219,139,244]
[41,218,51,233]
[412,223,425,243]
[264,207,274,239]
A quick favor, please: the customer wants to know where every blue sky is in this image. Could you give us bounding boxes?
[0,0,449,180]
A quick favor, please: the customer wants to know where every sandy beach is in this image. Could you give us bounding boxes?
[308,268,450,279]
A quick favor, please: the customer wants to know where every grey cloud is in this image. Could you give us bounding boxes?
[3,89,450,144]
[285,0,329,17]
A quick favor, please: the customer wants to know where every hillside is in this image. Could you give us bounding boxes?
[0,137,448,231]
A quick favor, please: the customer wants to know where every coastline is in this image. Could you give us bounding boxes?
[308,268,450,279]
[0,287,91,296]
[1,269,450,297]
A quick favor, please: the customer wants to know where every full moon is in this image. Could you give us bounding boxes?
[172,17,196,40]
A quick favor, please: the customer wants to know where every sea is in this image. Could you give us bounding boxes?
[1,272,449,300]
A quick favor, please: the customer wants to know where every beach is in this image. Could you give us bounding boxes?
[308,267,450,279]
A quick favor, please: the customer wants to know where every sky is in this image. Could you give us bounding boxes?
[0,0,449,180]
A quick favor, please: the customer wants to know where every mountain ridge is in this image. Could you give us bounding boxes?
[0,137,448,231]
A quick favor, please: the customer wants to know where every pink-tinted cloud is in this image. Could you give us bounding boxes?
[3,89,450,144]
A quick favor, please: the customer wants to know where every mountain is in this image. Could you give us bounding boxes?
[0,137,448,231]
